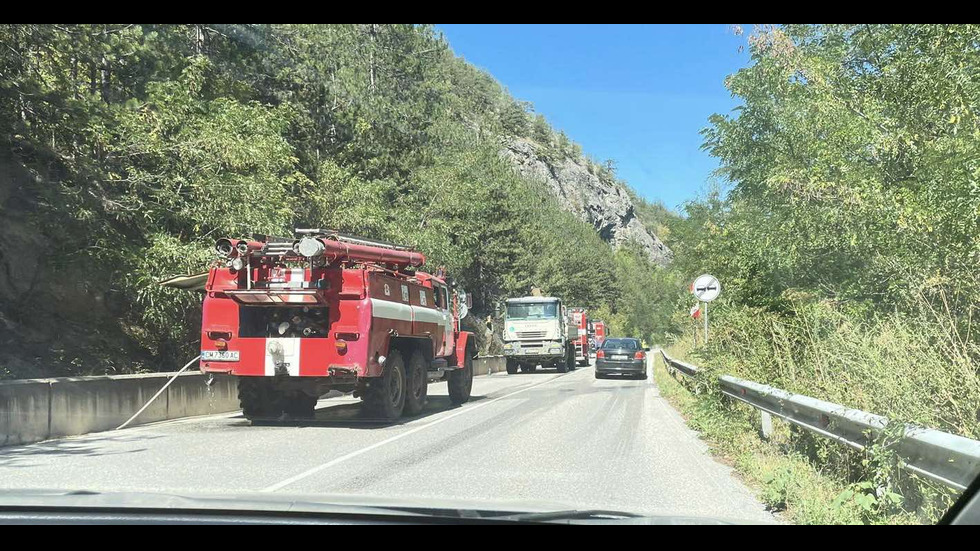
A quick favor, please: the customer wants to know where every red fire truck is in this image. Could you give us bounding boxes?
[197,229,476,421]
[591,320,608,350]
[569,308,590,367]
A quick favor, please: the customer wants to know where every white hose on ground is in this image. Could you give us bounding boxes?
[115,355,202,430]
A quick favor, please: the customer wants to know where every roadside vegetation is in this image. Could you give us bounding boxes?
[0,24,670,378]
[656,24,980,524]
[653,349,935,524]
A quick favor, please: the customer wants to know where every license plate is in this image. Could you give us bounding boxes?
[611,354,629,361]
[202,350,239,362]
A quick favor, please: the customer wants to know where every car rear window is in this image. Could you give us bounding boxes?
[601,338,637,350]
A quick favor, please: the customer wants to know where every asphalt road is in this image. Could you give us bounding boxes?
[0,358,777,523]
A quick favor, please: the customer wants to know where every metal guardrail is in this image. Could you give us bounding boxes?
[660,349,698,378]
[659,350,980,491]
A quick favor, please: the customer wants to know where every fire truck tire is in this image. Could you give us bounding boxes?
[576,359,589,367]
[283,392,318,419]
[448,350,473,405]
[506,358,519,375]
[404,350,428,416]
[238,377,282,420]
[365,349,407,421]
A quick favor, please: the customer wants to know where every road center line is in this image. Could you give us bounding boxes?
[261,370,580,492]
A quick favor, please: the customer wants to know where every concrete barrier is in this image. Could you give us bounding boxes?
[472,355,506,376]
[0,378,54,447]
[167,372,239,420]
[1,372,239,448]
[1,356,509,448]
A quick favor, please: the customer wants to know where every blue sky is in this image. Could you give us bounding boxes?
[436,24,752,211]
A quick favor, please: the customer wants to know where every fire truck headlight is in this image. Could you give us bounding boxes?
[230,257,244,271]
[277,321,290,336]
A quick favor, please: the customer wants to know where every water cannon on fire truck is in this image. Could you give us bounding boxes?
[169,229,476,422]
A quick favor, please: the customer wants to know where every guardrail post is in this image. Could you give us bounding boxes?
[760,411,773,440]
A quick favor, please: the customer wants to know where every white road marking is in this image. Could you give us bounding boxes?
[261,371,577,492]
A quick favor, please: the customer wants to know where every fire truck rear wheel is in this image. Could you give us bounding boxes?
[365,349,407,421]
[284,392,318,419]
[448,350,473,405]
[404,350,428,416]
[238,377,282,420]
[506,358,518,375]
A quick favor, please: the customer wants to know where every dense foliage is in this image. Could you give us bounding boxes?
[0,24,671,377]
[668,24,980,523]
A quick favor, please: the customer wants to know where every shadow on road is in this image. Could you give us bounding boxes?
[246,394,491,429]
[0,434,158,468]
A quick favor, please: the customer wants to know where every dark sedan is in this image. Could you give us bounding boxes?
[595,338,647,379]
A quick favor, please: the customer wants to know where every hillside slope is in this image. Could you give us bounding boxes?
[0,24,677,377]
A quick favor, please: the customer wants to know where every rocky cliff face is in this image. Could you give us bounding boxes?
[501,138,672,266]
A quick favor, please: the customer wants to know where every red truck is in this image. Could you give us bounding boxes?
[197,229,476,421]
[569,308,590,367]
[591,320,608,351]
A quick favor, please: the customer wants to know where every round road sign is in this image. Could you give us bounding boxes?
[692,274,721,302]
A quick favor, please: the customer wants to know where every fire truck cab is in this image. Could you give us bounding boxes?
[198,230,476,421]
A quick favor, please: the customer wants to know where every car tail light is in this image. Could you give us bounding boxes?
[596,349,605,359]
[634,351,645,360]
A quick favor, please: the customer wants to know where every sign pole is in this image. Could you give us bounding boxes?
[703,301,708,343]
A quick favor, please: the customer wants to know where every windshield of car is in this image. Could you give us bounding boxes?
[506,302,559,320]
[1,23,978,527]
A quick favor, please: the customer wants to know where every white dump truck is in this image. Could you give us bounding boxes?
[501,296,577,374]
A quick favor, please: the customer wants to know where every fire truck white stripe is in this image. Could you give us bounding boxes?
[413,307,445,325]
[370,298,413,322]
[264,337,301,376]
